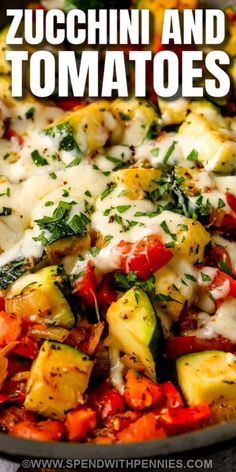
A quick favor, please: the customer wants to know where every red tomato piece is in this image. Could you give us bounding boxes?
[0,298,5,311]
[4,128,24,146]
[206,245,233,275]
[104,410,141,432]
[11,420,65,442]
[226,192,236,213]
[0,311,21,347]
[65,408,97,441]
[160,382,184,409]
[117,412,167,443]
[74,261,97,308]
[89,380,124,421]
[124,369,163,411]
[116,235,173,280]
[12,336,38,360]
[97,275,117,310]
[165,336,235,360]
[160,404,211,435]
[55,99,89,111]
[0,391,25,405]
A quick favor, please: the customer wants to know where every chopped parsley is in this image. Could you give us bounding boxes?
[33,200,90,246]
[116,205,131,214]
[218,260,231,276]
[25,107,36,120]
[100,183,116,201]
[119,112,130,121]
[66,156,81,168]
[49,172,57,180]
[0,207,12,216]
[89,247,100,257]
[218,198,226,209]
[31,150,49,167]
[163,141,177,165]
[186,149,199,162]
[200,272,211,282]
[151,147,160,157]
[184,273,197,282]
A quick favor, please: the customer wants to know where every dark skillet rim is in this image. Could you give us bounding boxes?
[0,420,236,460]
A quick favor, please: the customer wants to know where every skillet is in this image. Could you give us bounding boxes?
[0,0,236,461]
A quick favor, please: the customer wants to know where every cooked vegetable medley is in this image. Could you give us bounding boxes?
[0,0,235,445]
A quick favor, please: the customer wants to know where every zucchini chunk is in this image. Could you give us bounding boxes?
[177,351,236,406]
[6,265,76,328]
[24,341,94,420]
[107,287,162,381]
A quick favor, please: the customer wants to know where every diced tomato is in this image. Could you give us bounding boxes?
[0,311,21,347]
[11,420,65,441]
[65,408,97,441]
[55,99,89,111]
[117,412,167,443]
[211,270,236,298]
[12,336,38,360]
[124,369,162,411]
[116,235,173,280]
[226,192,236,213]
[160,404,211,435]
[0,391,25,406]
[74,261,97,308]
[0,298,5,311]
[160,382,184,409]
[7,355,31,377]
[89,380,124,421]
[97,276,117,311]
[222,214,236,229]
[165,336,235,360]
[4,128,24,146]
[104,410,141,432]
[206,245,233,275]
[0,406,36,433]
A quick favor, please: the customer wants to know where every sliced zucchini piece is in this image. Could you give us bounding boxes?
[46,234,90,264]
[177,351,236,406]
[178,112,236,173]
[111,98,160,146]
[112,168,161,200]
[107,287,163,381]
[24,341,94,420]
[45,101,122,154]
[6,265,76,328]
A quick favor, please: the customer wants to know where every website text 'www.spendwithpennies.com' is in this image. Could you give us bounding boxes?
[20,458,213,469]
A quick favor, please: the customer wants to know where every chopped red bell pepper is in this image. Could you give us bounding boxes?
[89,380,124,421]
[11,420,65,442]
[116,235,173,280]
[165,336,235,360]
[65,408,97,441]
[124,369,163,410]
[160,404,211,435]
[7,355,31,377]
[117,412,167,443]
[74,261,97,308]
[12,336,38,360]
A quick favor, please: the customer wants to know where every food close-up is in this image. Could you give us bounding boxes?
[0,0,235,449]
